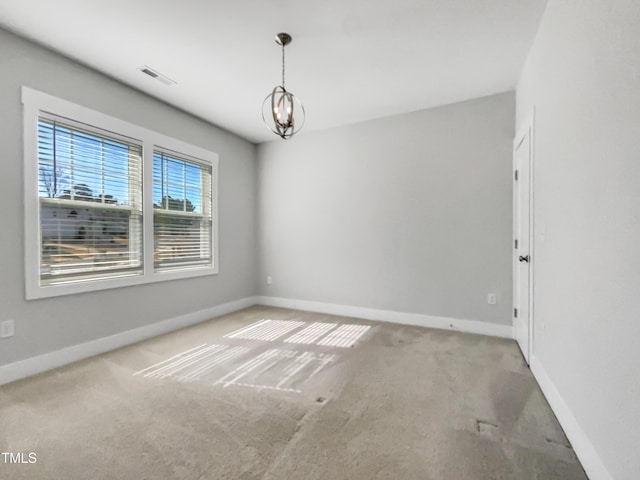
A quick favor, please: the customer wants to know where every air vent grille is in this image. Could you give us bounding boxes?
[139,65,176,86]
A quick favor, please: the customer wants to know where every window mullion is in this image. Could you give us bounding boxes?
[142,143,155,278]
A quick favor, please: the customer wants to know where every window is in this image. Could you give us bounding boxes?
[153,151,213,271]
[38,116,144,285]
[23,87,218,299]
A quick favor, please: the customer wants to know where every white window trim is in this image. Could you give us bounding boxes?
[22,86,219,300]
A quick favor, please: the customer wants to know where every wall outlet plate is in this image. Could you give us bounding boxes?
[266,276,273,285]
[0,320,15,338]
[487,293,497,305]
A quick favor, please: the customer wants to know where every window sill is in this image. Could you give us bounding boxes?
[26,265,218,300]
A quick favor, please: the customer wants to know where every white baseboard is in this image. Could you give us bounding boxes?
[255,296,513,339]
[0,296,258,386]
[530,356,612,480]
[0,295,509,386]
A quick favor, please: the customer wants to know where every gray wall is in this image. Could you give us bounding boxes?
[258,93,515,325]
[517,1,640,478]
[0,28,258,367]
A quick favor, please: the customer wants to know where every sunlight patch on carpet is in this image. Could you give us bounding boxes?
[215,348,336,393]
[133,344,250,381]
[284,322,338,345]
[224,319,305,341]
[316,324,371,348]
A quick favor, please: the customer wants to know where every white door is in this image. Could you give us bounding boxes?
[513,115,533,364]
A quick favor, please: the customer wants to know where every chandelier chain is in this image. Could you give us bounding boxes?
[281,43,286,89]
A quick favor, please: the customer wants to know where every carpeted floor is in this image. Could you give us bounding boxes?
[0,306,588,479]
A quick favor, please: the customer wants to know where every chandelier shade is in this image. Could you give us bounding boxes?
[262,33,305,139]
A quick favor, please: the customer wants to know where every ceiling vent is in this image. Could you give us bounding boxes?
[139,65,176,86]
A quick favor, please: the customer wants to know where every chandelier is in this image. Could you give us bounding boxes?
[262,33,305,139]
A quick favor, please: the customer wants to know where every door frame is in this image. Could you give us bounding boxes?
[513,107,536,362]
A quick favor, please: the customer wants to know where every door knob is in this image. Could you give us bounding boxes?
[519,255,529,263]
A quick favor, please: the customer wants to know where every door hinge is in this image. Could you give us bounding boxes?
[514,308,518,318]
[515,170,519,181]
[515,239,518,249]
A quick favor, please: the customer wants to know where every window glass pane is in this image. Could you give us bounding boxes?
[185,163,201,187]
[40,205,143,282]
[154,213,210,265]
[166,158,184,187]
[167,184,186,211]
[38,119,138,206]
[185,187,202,213]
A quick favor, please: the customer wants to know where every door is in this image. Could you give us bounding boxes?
[513,112,534,364]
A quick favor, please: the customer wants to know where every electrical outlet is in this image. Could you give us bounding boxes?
[0,320,15,338]
[266,276,273,285]
[487,293,497,305]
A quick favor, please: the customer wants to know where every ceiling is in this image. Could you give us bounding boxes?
[0,0,547,144]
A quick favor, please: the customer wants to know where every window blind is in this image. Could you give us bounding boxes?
[37,116,143,285]
[153,151,213,271]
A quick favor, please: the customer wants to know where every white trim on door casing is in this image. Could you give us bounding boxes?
[513,107,536,361]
